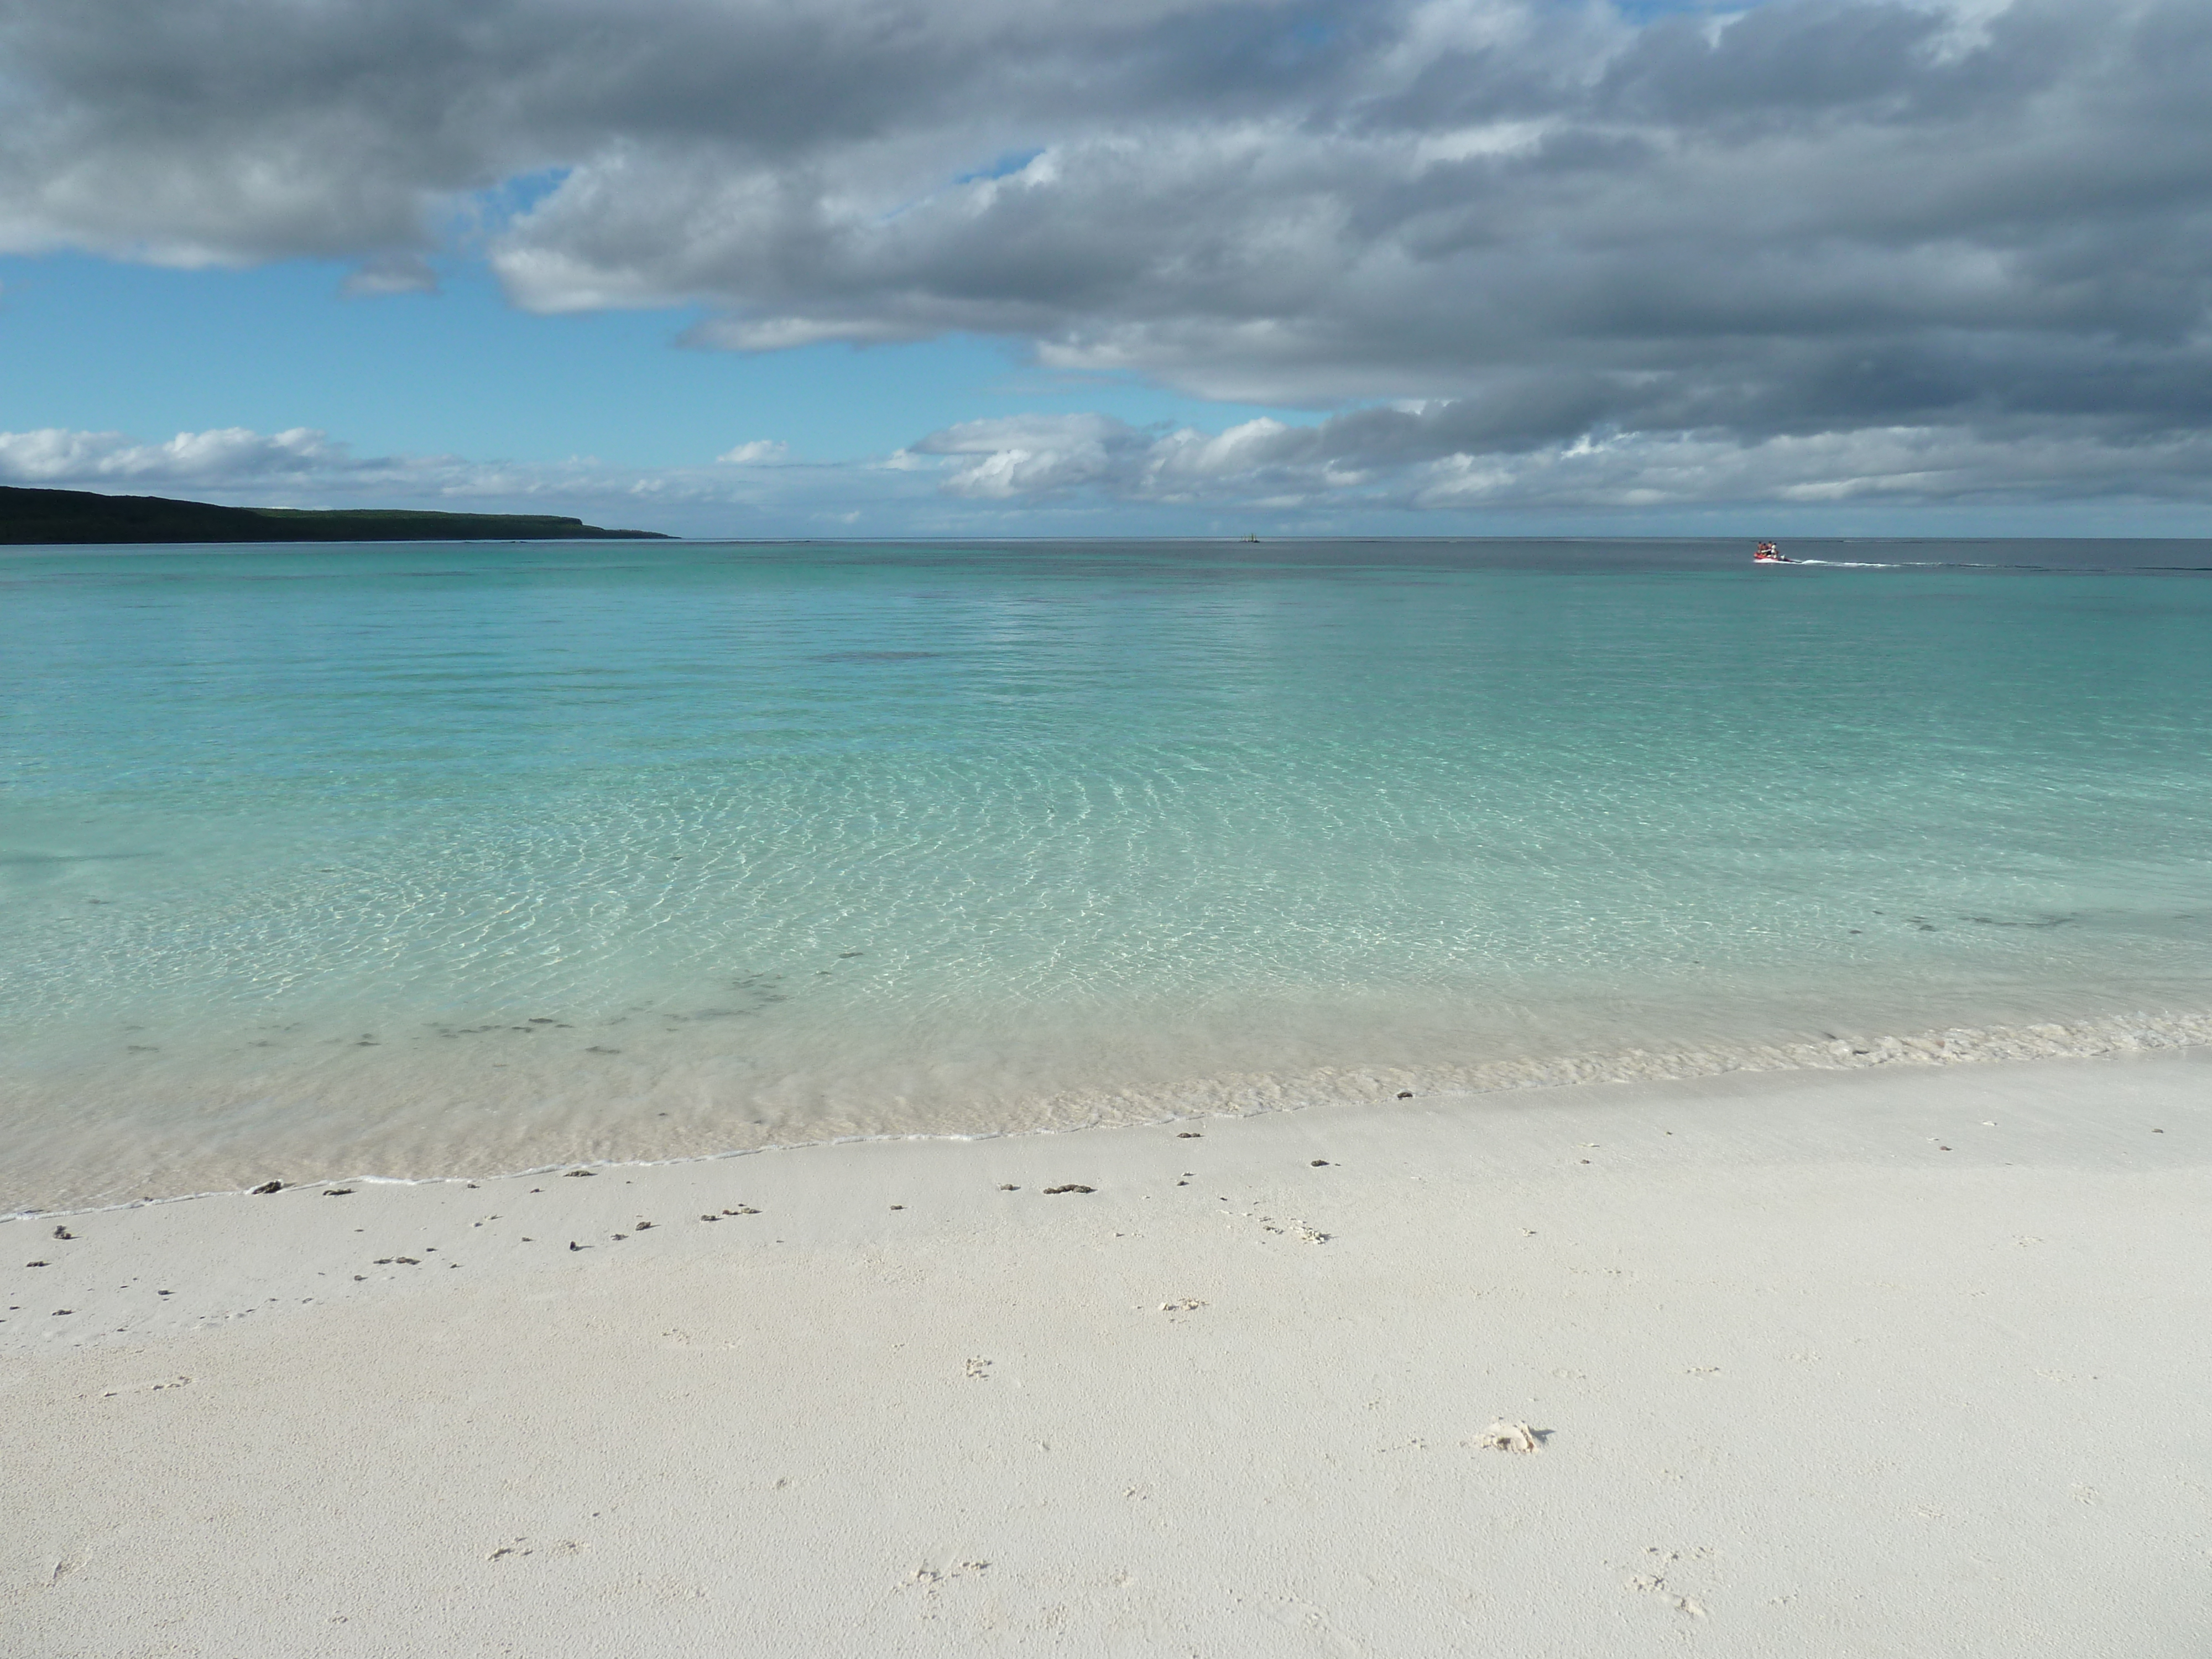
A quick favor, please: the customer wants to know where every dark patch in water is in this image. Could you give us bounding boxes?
[808,650,943,664]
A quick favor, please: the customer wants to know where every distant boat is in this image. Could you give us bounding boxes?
[1753,541,1792,564]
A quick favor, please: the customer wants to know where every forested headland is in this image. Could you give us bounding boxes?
[2,485,670,544]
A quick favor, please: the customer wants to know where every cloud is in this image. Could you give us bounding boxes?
[7,0,2212,514]
[714,439,790,465]
[905,404,2212,513]
[908,414,1155,497]
[0,424,878,535]
[0,426,369,484]
[13,411,2212,544]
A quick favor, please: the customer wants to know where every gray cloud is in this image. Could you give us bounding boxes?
[6,0,2212,512]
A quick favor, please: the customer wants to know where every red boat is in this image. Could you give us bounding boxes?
[1754,541,1791,563]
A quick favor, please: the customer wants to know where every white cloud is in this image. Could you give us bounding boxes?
[911,414,1148,497]
[903,406,2212,514]
[0,426,365,484]
[0,424,935,536]
[13,412,2212,541]
[715,439,790,465]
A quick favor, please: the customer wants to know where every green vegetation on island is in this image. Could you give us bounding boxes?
[1,485,671,545]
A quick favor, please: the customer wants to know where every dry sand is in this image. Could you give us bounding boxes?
[6,1050,2209,1656]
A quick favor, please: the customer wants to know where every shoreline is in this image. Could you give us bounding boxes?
[7,1048,2209,1653]
[12,1002,2212,1221]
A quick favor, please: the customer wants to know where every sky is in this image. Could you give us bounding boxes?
[4,0,2212,539]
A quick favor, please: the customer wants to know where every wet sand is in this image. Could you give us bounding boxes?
[6,1050,2209,1655]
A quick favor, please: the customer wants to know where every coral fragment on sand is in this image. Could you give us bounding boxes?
[1476,1420,1543,1453]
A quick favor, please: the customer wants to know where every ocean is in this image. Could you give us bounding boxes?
[6,536,2210,1212]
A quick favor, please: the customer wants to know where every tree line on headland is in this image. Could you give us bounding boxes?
[1,484,670,544]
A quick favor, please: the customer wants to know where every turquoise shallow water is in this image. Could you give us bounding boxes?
[5,538,2211,1209]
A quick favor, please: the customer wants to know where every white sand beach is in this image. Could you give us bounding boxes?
[7,1050,2209,1656]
